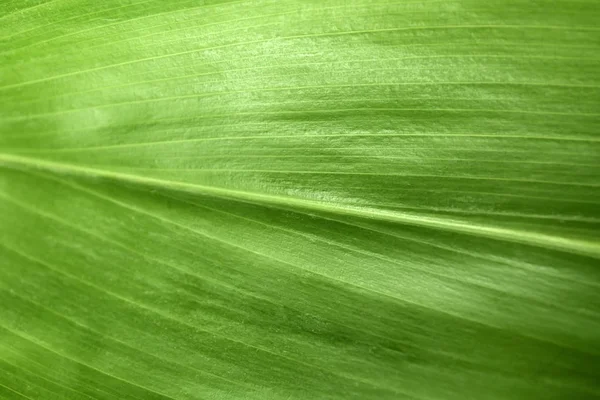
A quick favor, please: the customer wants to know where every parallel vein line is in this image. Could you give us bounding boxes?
[82,0,456,52]
[7,54,599,111]
[0,323,170,400]
[109,166,600,188]
[2,24,595,92]
[6,105,598,123]
[0,335,147,399]
[0,382,35,400]
[0,153,597,257]
[3,0,246,53]
[160,191,600,306]
[4,0,454,53]
[0,240,409,397]
[0,0,58,22]
[0,193,413,389]
[0,349,99,400]
[7,52,600,107]
[0,0,160,41]
[0,182,585,355]
[34,169,600,306]
[0,289,259,392]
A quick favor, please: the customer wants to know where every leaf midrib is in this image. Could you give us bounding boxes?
[1,152,598,258]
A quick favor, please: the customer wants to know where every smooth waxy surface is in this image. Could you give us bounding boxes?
[1,1,599,399]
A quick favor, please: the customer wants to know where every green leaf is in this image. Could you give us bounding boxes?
[1,1,599,399]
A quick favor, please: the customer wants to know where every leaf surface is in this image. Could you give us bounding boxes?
[1,1,599,399]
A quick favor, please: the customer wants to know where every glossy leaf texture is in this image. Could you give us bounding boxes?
[1,1,599,399]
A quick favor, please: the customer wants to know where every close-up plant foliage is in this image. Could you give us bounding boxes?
[1,0,599,399]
